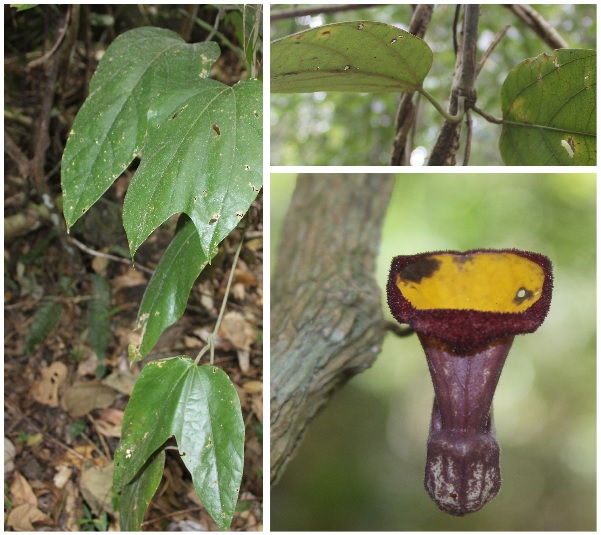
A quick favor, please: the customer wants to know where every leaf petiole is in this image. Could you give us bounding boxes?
[419,88,466,124]
[195,226,247,365]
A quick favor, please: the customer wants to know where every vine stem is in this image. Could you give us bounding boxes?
[195,227,247,365]
[419,88,466,124]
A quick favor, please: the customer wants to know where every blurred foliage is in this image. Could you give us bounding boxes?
[270,4,596,166]
[271,174,596,530]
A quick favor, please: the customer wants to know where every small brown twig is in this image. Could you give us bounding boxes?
[472,105,503,124]
[504,4,569,49]
[390,4,434,165]
[476,24,511,77]
[384,321,415,338]
[86,413,112,462]
[141,505,206,528]
[67,236,155,275]
[26,5,71,69]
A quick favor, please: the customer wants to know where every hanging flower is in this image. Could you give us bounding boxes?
[387,249,553,516]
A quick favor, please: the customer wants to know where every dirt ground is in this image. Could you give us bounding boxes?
[4,5,263,531]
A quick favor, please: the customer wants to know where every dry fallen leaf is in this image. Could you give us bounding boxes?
[243,380,262,394]
[60,382,117,418]
[237,349,250,374]
[94,408,123,438]
[53,465,72,489]
[57,445,104,470]
[219,311,255,351]
[80,461,114,515]
[5,437,16,475]
[91,254,109,275]
[111,267,147,291]
[101,368,137,396]
[6,503,52,531]
[10,471,37,507]
[251,396,263,425]
[31,361,68,407]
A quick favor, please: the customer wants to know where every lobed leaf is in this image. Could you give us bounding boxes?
[122,79,262,258]
[271,21,433,93]
[113,357,244,531]
[499,49,596,165]
[61,27,220,230]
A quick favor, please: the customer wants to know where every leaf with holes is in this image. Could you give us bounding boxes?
[61,27,220,230]
[128,215,210,362]
[271,21,433,93]
[122,78,262,258]
[499,49,596,166]
[113,356,244,531]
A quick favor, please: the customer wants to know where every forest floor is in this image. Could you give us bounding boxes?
[5,5,263,531]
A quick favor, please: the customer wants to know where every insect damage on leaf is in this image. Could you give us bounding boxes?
[128,312,149,362]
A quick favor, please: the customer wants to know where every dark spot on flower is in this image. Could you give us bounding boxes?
[400,257,441,282]
[514,287,534,304]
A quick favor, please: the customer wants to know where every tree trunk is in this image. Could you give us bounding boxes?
[270,173,395,484]
[428,5,480,165]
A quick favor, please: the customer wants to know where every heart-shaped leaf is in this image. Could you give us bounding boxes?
[128,215,210,362]
[271,21,433,93]
[61,27,220,230]
[499,49,596,165]
[113,357,244,531]
[122,78,262,258]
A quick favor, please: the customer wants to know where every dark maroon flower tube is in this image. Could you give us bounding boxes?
[387,249,553,516]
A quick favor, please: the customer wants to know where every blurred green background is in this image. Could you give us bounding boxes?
[270,4,596,166]
[270,174,596,530]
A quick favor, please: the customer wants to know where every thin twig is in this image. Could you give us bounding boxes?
[472,105,503,124]
[384,321,415,338]
[205,5,223,42]
[27,6,71,69]
[452,4,460,57]
[476,24,511,76]
[67,236,154,275]
[86,413,112,462]
[390,4,434,166]
[141,505,206,528]
[196,228,247,365]
[271,4,384,21]
[504,4,569,49]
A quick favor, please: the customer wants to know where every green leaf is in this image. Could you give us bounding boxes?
[271,21,433,93]
[118,449,165,531]
[10,4,38,11]
[61,27,220,230]
[499,49,596,166]
[113,357,244,531]
[24,301,63,353]
[88,274,111,359]
[128,215,211,362]
[122,78,262,258]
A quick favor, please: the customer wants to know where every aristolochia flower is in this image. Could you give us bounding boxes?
[387,249,553,516]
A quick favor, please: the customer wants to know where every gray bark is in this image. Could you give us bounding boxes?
[270,173,395,484]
